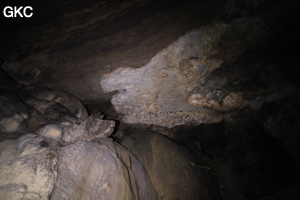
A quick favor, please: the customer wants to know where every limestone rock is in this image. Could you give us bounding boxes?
[0,134,58,200]
[26,86,88,119]
[0,91,81,141]
[51,139,156,200]
[24,97,77,122]
[0,0,299,199]
[114,143,158,200]
[100,10,296,127]
[0,96,32,134]
[62,113,115,143]
[121,131,222,200]
[37,124,65,140]
[0,133,157,200]
[1,0,225,103]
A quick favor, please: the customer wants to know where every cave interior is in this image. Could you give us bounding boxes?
[0,0,300,199]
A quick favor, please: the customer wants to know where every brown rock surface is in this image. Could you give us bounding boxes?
[1,0,224,103]
[121,131,222,200]
[1,0,300,199]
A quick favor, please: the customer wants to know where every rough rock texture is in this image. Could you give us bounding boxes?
[0,133,158,200]
[121,131,222,200]
[1,0,298,128]
[0,77,222,199]
[51,139,157,200]
[113,142,158,200]
[100,0,299,127]
[26,86,88,119]
[0,92,158,200]
[0,96,33,133]
[1,0,224,103]
[1,0,300,199]
[0,85,87,141]
[62,113,115,143]
[0,134,58,200]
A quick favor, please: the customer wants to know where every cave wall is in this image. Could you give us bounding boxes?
[1,0,300,199]
[1,0,225,103]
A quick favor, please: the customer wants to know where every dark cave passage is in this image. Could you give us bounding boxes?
[1,0,300,199]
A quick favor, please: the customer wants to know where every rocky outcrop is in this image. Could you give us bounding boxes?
[121,131,222,200]
[0,96,159,199]
[0,130,158,200]
[50,139,157,200]
[26,86,88,119]
[61,113,115,143]
[0,75,226,199]
[2,0,298,128]
[1,79,213,200]
[100,2,298,127]
[0,85,88,141]
[0,96,33,134]
[1,0,224,103]
[0,134,58,200]
[1,0,300,199]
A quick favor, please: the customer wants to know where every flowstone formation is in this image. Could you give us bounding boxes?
[100,10,296,127]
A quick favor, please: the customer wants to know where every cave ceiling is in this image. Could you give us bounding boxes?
[1,0,299,128]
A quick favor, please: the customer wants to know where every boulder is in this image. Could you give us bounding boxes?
[121,131,222,200]
[0,134,58,200]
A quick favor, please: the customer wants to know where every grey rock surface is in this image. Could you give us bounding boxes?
[0,0,299,199]
[51,140,135,200]
[0,79,158,199]
[26,86,88,119]
[0,96,32,133]
[1,0,224,103]
[0,134,58,200]
[114,142,158,200]
[62,113,115,143]
[100,13,296,127]
[0,117,157,200]
[0,85,87,141]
